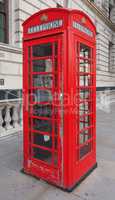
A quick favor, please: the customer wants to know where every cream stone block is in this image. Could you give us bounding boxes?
[0,50,22,63]
[0,75,22,90]
[0,61,22,75]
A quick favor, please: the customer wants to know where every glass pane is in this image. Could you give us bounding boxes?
[33,104,52,117]
[80,90,89,100]
[80,143,91,159]
[33,133,52,148]
[80,121,89,130]
[80,44,91,58]
[80,59,91,73]
[33,74,53,88]
[0,28,5,42]
[33,43,52,57]
[33,59,52,72]
[33,147,52,164]
[80,115,89,122]
[77,43,92,160]
[0,13,5,28]
[79,102,89,115]
[33,118,52,133]
[80,129,91,144]
[80,75,91,86]
[33,90,52,103]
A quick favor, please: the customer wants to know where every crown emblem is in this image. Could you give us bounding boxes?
[40,14,48,22]
[81,17,86,24]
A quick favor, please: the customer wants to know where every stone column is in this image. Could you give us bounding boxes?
[12,103,20,128]
[0,105,5,136]
[5,105,12,130]
[19,102,23,127]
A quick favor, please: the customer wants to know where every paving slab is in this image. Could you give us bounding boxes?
[0,103,115,200]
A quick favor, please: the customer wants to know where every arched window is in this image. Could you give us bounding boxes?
[0,0,8,43]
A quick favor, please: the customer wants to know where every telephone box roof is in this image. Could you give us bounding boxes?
[23,8,96,33]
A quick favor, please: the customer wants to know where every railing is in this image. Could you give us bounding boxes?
[0,98,23,137]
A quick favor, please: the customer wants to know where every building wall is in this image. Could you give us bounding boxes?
[0,0,115,98]
[0,0,64,91]
[0,45,22,90]
[70,0,115,87]
[14,0,64,48]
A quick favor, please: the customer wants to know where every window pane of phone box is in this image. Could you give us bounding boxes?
[33,90,52,103]
[33,59,52,72]
[33,147,52,164]
[33,74,53,88]
[32,43,52,57]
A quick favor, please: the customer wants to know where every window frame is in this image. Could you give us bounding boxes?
[0,0,9,43]
[108,41,113,72]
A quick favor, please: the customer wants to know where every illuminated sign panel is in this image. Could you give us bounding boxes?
[73,21,93,37]
[28,19,63,34]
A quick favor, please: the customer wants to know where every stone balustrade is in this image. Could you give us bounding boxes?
[0,99,23,137]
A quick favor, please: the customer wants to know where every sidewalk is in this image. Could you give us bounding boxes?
[0,104,115,200]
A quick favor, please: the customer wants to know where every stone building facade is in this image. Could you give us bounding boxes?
[0,0,115,137]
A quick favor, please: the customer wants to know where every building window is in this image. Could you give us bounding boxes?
[109,42,113,71]
[109,0,114,19]
[0,0,8,43]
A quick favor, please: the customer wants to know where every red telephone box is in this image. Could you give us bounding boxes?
[23,8,97,191]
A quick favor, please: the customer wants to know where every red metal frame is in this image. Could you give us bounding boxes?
[23,8,96,191]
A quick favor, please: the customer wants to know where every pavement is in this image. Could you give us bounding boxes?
[0,104,115,200]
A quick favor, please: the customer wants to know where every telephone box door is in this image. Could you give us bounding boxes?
[23,35,63,184]
[73,35,96,183]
